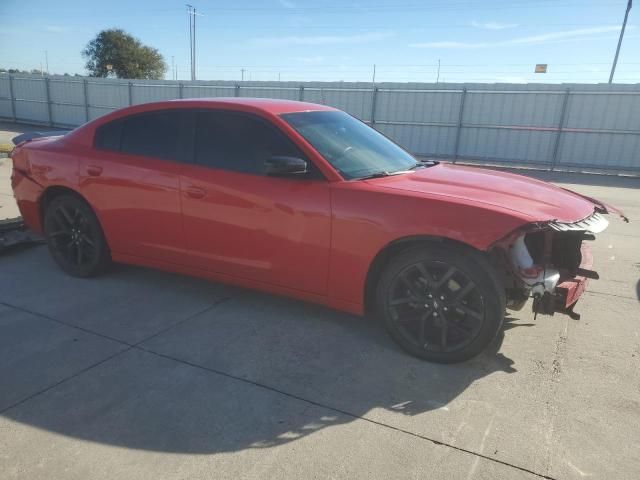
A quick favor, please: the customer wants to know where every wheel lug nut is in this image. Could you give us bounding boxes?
[433,312,438,317]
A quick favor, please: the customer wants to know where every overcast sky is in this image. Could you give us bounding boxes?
[0,0,638,83]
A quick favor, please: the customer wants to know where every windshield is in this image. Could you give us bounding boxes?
[281,110,418,180]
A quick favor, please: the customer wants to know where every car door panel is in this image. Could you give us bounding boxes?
[181,166,331,294]
[180,110,332,295]
[79,109,189,264]
[80,151,185,263]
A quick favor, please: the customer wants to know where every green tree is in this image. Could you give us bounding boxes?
[82,29,166,79]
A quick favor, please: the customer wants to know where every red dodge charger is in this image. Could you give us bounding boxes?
[10,98,626,362]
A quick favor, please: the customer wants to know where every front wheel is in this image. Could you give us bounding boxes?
[43,194,111,277]
[376,244,505,363]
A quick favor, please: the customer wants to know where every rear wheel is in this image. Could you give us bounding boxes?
[376,244,505,363]
[43,194,110,277]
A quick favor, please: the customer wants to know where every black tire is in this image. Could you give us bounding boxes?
[376,243,505,363]
[43,194,111,277]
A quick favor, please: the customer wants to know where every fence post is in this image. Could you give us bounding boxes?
[235,84,240,97]
[551,87,570,171]
[453,87,467,162]
[370,86,379,125]
[8,75,16,122]
[45,76,53,127]
[299,85,304,101]
[128,81,133,105]
[82,79,89,123]
[179,83,184,99]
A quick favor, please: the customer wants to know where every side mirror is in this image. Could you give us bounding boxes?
[265,156,308,176]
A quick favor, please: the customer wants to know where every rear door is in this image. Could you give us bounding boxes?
[180,109,332,295]
[80,109,191,264]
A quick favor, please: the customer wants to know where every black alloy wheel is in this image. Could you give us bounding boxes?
[376,244,505,363]
[44,194,110,277]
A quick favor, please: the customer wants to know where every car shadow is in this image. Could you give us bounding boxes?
[2,246,521,455]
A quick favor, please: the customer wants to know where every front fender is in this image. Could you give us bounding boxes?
[327,183,533,310]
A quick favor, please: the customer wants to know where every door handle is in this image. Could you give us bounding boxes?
[86,165,103,176]
[185,185,206,199]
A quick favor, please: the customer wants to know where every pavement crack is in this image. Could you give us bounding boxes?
[133,295,235,347]
[0,301,135,347]
[0,347,133,415]
[540,318,569,478]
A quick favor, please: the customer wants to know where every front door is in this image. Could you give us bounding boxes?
[180,110,331,295]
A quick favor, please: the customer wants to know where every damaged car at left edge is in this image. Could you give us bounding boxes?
[9,98,629,363]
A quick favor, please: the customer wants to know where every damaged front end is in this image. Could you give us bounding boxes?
[492,210,617,320]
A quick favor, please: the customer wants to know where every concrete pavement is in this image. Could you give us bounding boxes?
[0,122,639,479]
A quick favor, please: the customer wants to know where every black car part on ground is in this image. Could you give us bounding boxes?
[0,217,44,253]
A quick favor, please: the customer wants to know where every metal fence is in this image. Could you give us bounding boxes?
[1,74,639,173]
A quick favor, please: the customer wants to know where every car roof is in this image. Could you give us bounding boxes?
[164,97,338,115]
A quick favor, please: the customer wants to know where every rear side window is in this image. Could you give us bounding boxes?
[195,111,302,175]
[94,120,123,151]
[120,111,183,161]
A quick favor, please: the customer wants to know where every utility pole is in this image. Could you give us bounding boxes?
[187,5,193,80]
[193,6,197,80]
[436,59,441,83]
[45,51,49,75]
[171,56,175,80]
[186,5,202,80]
[609,0,632,83]
[241,68,245,81]
[372,64,376,85]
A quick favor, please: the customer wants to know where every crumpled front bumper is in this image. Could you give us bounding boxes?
[554,242,593,313]
[505,209,611,320]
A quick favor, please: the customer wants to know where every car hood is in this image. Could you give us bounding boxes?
[365,163,599,223]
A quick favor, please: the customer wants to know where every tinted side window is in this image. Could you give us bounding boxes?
[195,111,301,175]
[94,120,123,151]
[120,111,182,161]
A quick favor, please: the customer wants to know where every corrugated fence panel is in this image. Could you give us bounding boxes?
[303,88,373,119]
[464,90,564,127]
[87,80,129,121]
[12,77,48,123]
[49,79,85,126]
[1,75,638,172]
[0,76,11,118]
[131,83,180,104]
[181,85,236,98]
[375,124,456,156]
[558,132,640,170]
[565,92,640,131]
[376,89,461,124]
[238,86,299,100]
[458,128,556,165]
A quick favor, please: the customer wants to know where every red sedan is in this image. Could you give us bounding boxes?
[10,98,626,362]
